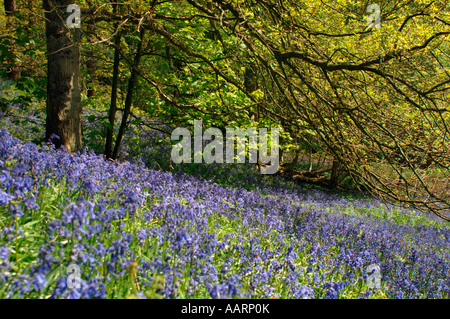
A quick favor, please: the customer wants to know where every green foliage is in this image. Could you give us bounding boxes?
[1,0,450,214]
[0,77,45,112]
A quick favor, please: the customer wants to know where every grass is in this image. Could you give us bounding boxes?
[1,174,441,298]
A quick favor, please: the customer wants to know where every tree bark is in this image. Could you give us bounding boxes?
[44,0,82,153]
[111,28,145,160]
[85,15,96,97]
[4,0,16,13]
[104,3,122,159]
[4,0,20,81]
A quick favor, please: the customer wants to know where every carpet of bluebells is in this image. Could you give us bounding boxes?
[1,81,450,299]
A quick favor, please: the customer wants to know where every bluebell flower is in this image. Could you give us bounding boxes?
[1,123,450,299]
[292,285,315,299]
[33,273,47,291]
[68,288,82,299]
[0,190,14,206]
[0,247,9,261]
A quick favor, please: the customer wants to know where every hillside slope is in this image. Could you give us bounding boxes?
[0,127,449,299]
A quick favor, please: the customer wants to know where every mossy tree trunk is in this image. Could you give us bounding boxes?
[44,0,82,153]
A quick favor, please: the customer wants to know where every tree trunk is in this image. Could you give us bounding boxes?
[4,0,16,13]
[85,15,96,97]
[111,29,145,160]
[44,0,82,153]
[330,157,341,187]
[104,3,122,159]
[4,0,21,81]
[27,0,35,25]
